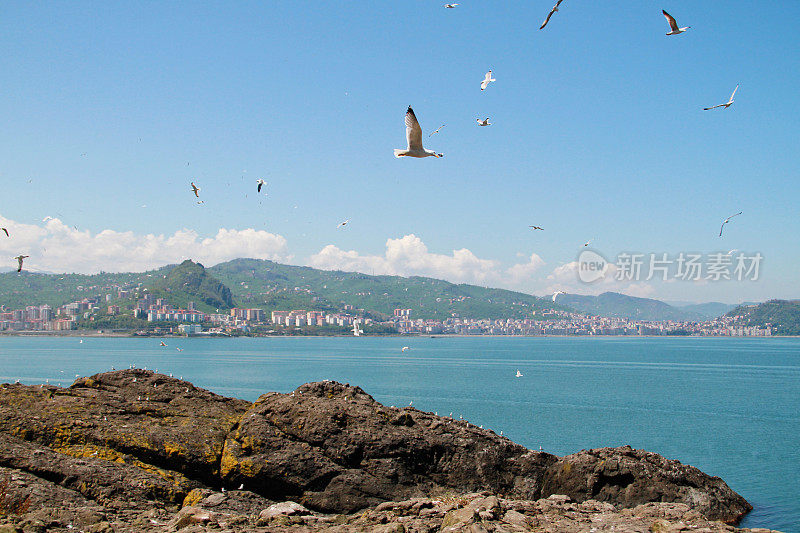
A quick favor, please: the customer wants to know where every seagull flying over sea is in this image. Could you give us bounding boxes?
[552,290,566,302]
[1,228,8,237]
[539,0,564,30]
[444,3,459,7]
[256,179,266,193]
[190,182,200,197]
[42,216,54,223]
[429,124,445,137]
[394,106,443,158]
[14,255,29,273]
[662,10,690,35]
[476,118,491,126]
[726,249,739,256]
[719,211,742,237]
[583,239,592,247]
[704,85,739,111]
[337,219,350,228]
[529,226,544,231]
[480,70,495,91]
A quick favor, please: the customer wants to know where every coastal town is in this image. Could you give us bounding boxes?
[0,289,773,337]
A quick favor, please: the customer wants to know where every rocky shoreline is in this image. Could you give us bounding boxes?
[0,370,778,532]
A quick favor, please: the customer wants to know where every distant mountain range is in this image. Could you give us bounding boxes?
[0,258,767,323]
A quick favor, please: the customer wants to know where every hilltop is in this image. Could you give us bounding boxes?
[146,259,235,313]
[726,299,800,335]
[557,292,709,322]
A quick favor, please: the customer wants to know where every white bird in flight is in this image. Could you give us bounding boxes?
[540,0,564,30]
[663,10,690,35]
[476,118,491,127]
[552,290,566,302]
[719,211,742,236]
[337,219,350,228]
[583,239,592,247]
[429,124,445,137]
[444,3,459,7]
[704,85,739,111]
[480,70,496,91]
[726,249,739,256]
[42,216,54,223]
[256,179,266,193]
[1,228,8,237]
[401,346,410,352]
[14,255,29,273]
[190,182,200,197]
[394,106,443,158]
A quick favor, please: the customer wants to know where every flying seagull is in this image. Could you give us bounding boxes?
[529,225,544,231]
[583,239,592,247]
[552,290,566,302]
[444,3,459,7]
[726,249,739,256]
[662,10,689,35]
[480,70,495,91]
[337,219,350,228]
[719,211,742,236]
[429,124,445,137]
[190,182,200,197]
[540,0,565,30]
[704,85,739,111]
[476,117,491,126]
[394,106,443,158]
[14,255,29,273]
[42,216,54,223]
[256,179,266,193]
[1,228,8,237]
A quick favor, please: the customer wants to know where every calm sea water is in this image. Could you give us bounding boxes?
[0,336,797,532]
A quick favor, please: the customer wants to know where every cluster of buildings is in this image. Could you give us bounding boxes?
[0,292,772,337]
[388,310,772,336]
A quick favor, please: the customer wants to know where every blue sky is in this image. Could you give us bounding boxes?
[0,1,798,303]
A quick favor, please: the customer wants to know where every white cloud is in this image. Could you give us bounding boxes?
[0,215,289,274]
[309,234,500,284]
[505,253,545,284]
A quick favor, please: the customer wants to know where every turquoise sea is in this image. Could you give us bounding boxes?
[0,336,797,532]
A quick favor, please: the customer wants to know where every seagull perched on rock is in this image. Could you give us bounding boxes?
[704,85,739,111]
[256,179,266,193]
[476,117,491,126]
[719,211,742,236]
[1,228,8,237]
[394,106,443,158]
[190,182,200,197]
[529,225,544,231]
[540,0,564,30]
[480,70,495,91]
[662,10,689,35]
[14,255,29,272]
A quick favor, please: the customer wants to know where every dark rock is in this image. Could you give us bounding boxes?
[0,372,757,528]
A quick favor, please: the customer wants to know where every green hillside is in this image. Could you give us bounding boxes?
[558,292,706,322]
[726,300,800,335]
[145,260,235,313]
[207,258,558,320]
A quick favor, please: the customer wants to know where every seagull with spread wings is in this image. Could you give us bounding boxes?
[704,85,739,111]
[190,182,200,197]
[444,3,459,8]
[662,10,689,35]
[429,124,445,137]
[480,70,495,91]
[540,0,564,30]
[394,106,443,158]
[552,290,566,302]
[256,179,266,193]
[476,117,491,126]
[1,228,8,237]
[719,211,742,236]
[337,219,350,228]
[529,225,544,231]
[14,255,29,273]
